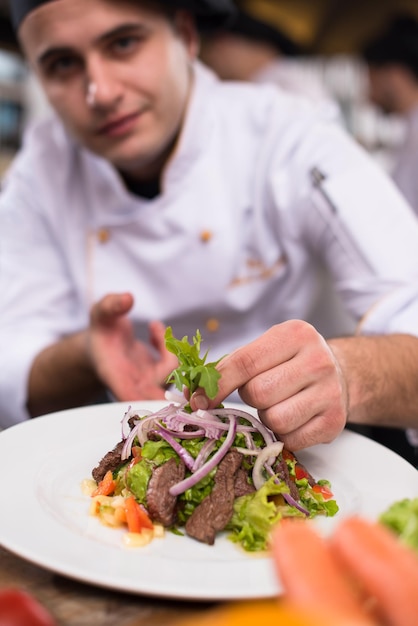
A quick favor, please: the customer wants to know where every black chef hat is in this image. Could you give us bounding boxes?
[362,14,418,79]
[9,0,236,32]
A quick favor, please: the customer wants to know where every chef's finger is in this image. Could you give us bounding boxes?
[191,321,331,412]
[262,405,344,450]
[148,320,179,383]
[190,322,303,410]
[90,292,134,323]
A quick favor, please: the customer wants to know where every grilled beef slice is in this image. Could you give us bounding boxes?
[146,457,186,527]
[92,440,124,483]
[91,415,141,482]
[234,467,256,497]
[185,449,244,545]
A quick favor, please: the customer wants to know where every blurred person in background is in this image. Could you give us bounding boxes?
[200,0,330,103]
[2,0,418,464]
[363,14,418,217]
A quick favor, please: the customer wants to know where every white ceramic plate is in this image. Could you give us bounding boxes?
[0,401,417,600]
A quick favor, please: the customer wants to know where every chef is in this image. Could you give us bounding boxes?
[363,14,418,217]
[1,0,418,459]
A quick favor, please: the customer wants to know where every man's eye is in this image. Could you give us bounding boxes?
[45,56,81,78]
[111,36,140,54]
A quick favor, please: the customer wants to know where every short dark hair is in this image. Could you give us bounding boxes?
[362,14,418,80]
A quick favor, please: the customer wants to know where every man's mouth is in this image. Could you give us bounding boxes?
[96,111,141,137]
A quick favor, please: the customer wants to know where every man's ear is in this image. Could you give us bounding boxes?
[173,10,200,59]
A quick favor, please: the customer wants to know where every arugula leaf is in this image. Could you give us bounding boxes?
[165,327,222,399]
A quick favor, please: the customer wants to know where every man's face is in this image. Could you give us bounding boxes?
[19,0,199,179]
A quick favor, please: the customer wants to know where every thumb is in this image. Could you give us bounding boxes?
[189,350,245,411]
[90,292,134,324]
[148,320,179,383]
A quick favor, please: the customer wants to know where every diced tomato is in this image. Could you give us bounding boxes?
[124,497,154,533]
[312,484,334,500]
[127,456,141,471]
[114,506,127,525]
[132,446,142,459]
[92,470,116,497]
[282,449,295,462]
[126,446,143,471]
[0,588,56,626]
[295,465,310,480]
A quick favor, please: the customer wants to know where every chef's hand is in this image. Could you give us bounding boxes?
[190,320,348,450]
[88,292,177,401]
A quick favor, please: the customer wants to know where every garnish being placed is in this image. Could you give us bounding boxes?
[164,327,222,407]
[87,329,339,551]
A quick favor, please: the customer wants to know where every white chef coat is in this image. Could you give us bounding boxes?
[2,61,418,428]
[251,58,354,339]
[391,105,418,216]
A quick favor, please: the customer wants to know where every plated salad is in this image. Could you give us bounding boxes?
[86,329,338,552]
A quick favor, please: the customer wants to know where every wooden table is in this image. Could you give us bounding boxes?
[0,545,218,626]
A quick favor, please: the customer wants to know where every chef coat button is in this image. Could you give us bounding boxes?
[206,318,220,332]
[200,230,213,243]
[98,228,110,244]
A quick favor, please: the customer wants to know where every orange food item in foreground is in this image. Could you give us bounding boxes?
[271,518,373,624]
[175,515,418,626]
[330,516,418,626]
[172,599,365,626]
[272,516,418,626]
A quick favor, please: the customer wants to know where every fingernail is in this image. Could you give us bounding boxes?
[192,393,209,411]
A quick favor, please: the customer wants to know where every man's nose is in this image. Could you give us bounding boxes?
[85,58,122,110]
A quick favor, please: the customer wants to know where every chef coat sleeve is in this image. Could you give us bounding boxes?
[0,163,86,428]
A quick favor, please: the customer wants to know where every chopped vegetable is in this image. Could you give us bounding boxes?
[92,469,116,497]
[124,496,154,533]
[312,484,334,500]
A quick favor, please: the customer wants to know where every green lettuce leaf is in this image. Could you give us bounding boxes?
[126,461,152,505]
[165,327,222,399]
[226,476,304,552]
[379,497,418,552]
